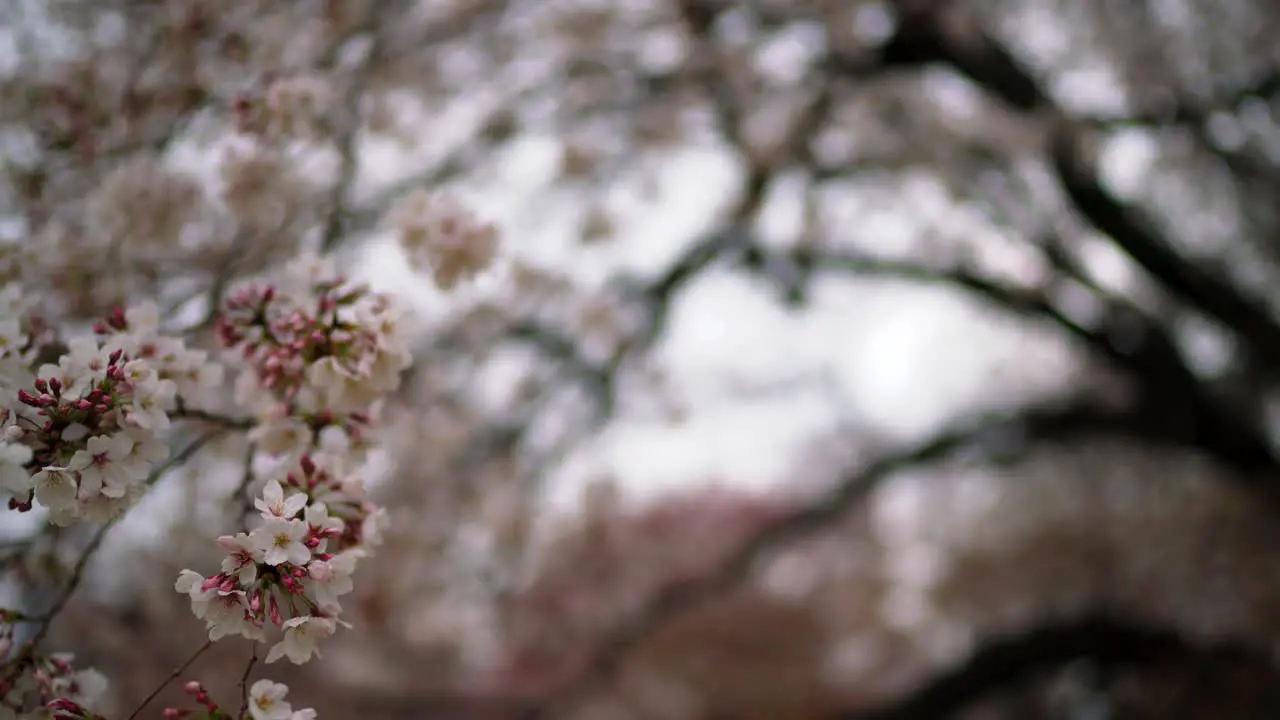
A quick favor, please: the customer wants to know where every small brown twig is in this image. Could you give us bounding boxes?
[125,638,215,720]
[236,641,260,720]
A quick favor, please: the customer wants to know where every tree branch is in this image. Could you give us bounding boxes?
[842,614,1272,720]
[520,400,1177,717]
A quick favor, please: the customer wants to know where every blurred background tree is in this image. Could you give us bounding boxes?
[5,0,1280,718]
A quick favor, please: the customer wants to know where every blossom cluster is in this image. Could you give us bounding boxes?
[175,454,383,664]
[0,614,108,720]
[0,140,496,714]
[0,297,221,526]
[388,189,500,291]
[161,679,315,720]
[216,265,410,462]
[160,267,410,714]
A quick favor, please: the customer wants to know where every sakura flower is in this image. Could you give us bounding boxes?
[264,616,340,665]
[124,301,161,335]
[120,358,157,386]
[251,517,311,566]
[247,679,293,720]
[256,480,307,520]
[304,502,343,538]
[204,591,258,641]
[0,442,33,494]
[175,570,207,600]
[50,666,109,711]
[250,417,312,458]
[126,377,176,431]
[305,551,357,612]
[78,491,133,524]
[217,532,262,584]
[117,426,168,478]
[175,573,216,620]
[304,357,379,413]
[67,434,135,498]
[32,467,77,513]
[361,506,389,548]
[0,318,24,362]
[173,350,225,404]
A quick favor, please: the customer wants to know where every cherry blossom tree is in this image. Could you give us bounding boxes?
[2,0,1280,718]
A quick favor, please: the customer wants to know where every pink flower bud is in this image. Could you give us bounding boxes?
[183,681,202,694]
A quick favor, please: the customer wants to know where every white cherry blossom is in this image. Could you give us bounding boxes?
[264,616,340,665]
[0,442,33,494]
[256,480,307,520]
[247,679,293,720]
[67,434,135,498]
[32,467,77,513]
[251,517,311,566]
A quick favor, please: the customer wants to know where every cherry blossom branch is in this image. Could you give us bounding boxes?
[124,638,215,720]
[2,428,228,684]
[171,401,255,430]
[232,442,258,523]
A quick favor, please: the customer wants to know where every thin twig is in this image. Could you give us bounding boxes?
[172,400,255,430]
[125,639,215,720]
[236,642,260,720]
[185,231,251,337]
[318,5,387,252]
[234,442,258,522]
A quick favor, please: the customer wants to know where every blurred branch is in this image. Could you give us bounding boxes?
[833,1,1280,378]
[4,429,225,683]
[318,3,388,253]
[1048,128,1280,372]
[842,614,1274,720]
[125,638,214,720]
[804,3,1280,479]
[521,399,1182,717]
